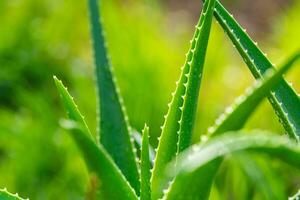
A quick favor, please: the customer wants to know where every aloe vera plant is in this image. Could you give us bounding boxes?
[51,0,300,199]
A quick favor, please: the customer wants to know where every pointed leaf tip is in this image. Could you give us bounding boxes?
[141,124,151,200]
[88,0,140,192]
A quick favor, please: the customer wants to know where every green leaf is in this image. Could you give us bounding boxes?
[132,130,155,165]
[140,125,151,200]
[236,153,285,200]
[54,77,138,199]
[67,123,138,200]
[177,0,217,153]
[151,0,216,198]
[208,52,300,136]
[162,52,300,200]
[0,188,28,200]
[164,132,300,200]
[210,0,300,140]
[289,190,300,200]
[87,0,140,193]
[53,76,93,139]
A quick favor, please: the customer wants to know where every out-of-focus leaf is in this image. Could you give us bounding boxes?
[289,190,300,200]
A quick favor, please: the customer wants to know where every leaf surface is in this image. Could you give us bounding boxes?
[162,52,300,200]
[88,0,140,192]
[140,125,151,200]
[151,0,216,197]
[54,78,138,200]
[54,76,93,139]
[164,132,300,200]
[210,0,300,140]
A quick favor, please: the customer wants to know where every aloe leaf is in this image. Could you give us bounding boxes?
[164,132,300,200]
[88,0,140,192]
[177,0,216,153]
[209,0,300,140]
[162,52,299,200]
[151,0,216,197]
[54,78,138,199]
[208,52,300,136]
[140,125,151,200]
[132,130,155,165]
[0,188,28,200]
[65,122,138,200]
[289,190,300,200]
[53,76,93,139]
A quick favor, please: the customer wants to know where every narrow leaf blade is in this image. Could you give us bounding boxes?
[68,124,138,200]
[132,130,155,165]
[54,78,138,199]
[54,76,93,139]
[88,0,140,192]
[209,52,300,136]
[210,0,300,140]
[177,0,216,153]
[151,0,216,197]
[140,125,151,200]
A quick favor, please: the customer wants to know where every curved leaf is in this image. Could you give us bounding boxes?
[67,123,138,200]
[54,76,93,139]
[162,52,299,200]
[140,125,151,200]
[209,0,300,140]
[54,78,138,199]
[151,0,216,197]
[0,188,28,200]
[208,52,300,136]
[164,132,300,200]
[88,0,140,192]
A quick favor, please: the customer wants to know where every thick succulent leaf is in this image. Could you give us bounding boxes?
[208,52,300,136]
[289,190,300,200]
[140,125,151,200]
[88,0,140,192]
[65,122,138,200]
[164,132,300,200]
[151,0,216,197]
[209,0,300,140]
[54,78,138,199]
[162,52,299,200]
[132,130,155,165]
[54,76,93,139]
[0,188,28,200]
[177,0,216,153]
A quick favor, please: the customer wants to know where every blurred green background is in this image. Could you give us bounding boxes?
[0,0,299,199]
